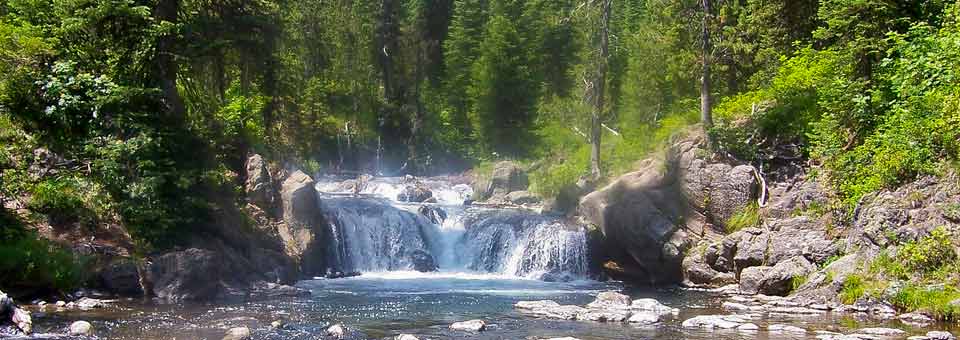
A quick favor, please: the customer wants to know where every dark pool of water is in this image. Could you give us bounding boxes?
[24,272,957,339]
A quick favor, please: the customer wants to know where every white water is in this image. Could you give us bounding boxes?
[313,176,594,281]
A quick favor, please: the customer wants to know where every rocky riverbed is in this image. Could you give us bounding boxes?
[4,277,959,340]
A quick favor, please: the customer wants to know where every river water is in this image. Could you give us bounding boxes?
[18,176,957,339]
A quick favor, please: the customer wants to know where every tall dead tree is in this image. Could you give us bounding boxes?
[700,0,714,149]
[590,0,611,180]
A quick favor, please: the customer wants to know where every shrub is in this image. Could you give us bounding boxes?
[0,229,86,293]
[898,227,956,274]
[840,274,867,305]
[27,177,91,225]
[725,202,761,233]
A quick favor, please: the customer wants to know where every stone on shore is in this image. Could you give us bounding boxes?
[768,324,807,333]
[69,321,94,336]
[450,319,486,332]
[222,326,251,340]
[586,292,632,309]
[855,327,906,336]
[681,315,750,329]
[927,331,957,340]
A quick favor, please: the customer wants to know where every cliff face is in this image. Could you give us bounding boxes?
[580,130,960,309]
[578,131,760,284]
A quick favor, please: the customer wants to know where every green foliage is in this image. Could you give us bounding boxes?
[890,284,960,321]
[789,274,808,293]
[725,202,761,233]
[0,213,86,293]
[27,177,95,226]
[898,227,956,274]
[840,274,867,304]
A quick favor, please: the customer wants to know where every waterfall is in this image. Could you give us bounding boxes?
[314,176,595,280]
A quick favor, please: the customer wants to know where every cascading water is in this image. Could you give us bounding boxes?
[313,176,595,280]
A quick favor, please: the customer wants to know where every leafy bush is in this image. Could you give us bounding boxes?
[0,219,86,293]
[725,202,760,233]
[898,227,956,274]
[28,177,93,225]
[840,274,867,304]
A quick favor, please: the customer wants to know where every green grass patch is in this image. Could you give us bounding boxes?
[725,202,761,233]
[890,284,960,321]
[0,213,87,293]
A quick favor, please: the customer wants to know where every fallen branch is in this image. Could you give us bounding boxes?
[752,163,768,208]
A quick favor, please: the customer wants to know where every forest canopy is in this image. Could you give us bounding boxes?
[1,0,960,253]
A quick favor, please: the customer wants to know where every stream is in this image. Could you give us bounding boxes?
[17,176,960,339]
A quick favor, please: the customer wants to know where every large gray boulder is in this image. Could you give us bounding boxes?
[149,248,224,302]
[277,170,326,275]
[99,258,144,296]
[738,256,815,296]
[245,154,275,210]
[675,137,758,225]
[474,161,528,201]
[579,158,707,283]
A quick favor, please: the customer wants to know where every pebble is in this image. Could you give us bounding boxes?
[395,335,420,340]
[270,320,283,329]
[737,323,759,331]
[449,319,486,332]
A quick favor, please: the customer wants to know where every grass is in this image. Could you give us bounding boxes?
[890,284,960,321]
[725,202,761,233]
[0,215,87,293]
[789,274,808,294]
[840,274,868,304]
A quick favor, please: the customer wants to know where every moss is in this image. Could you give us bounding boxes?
[725,202,761,233]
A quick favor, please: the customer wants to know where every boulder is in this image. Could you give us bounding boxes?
[398,185,433,203]
[577,309,631,322]
[99,259,144,296]
[449,319,486,332]
[631,298,679,316]
[0,290,31,335]
[68,321,94,336]
[245,154,275,209]
[475,161,528,200]
[586,292,632,309]
[579,158,703,284]
[928,331,957,340]
[681,315,750,329]
[506,191,540,205]
[758,256,816,296]
[223,326,251,340]
[407,250,438,272]
[149,248,224,302]
[627,311,662,324]
[738,266,771,295]
[417,205,447,225]
[277,170,326,275]
[682,250,736,286]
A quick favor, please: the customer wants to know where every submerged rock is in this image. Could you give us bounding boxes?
[326,324,346,338]
[768,324,807,333]
[69,321,94,336]
[398,185,433,203]
[449,319,486,332]
[417,205,447,224]
[222,326,251,340]
[407,250,438,272]
[681,315,750,329]
[855,327,906,336]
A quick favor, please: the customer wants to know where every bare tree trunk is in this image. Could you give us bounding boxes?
[590,0,611,180]
[154,0,185,125]
[700,0,714,149]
